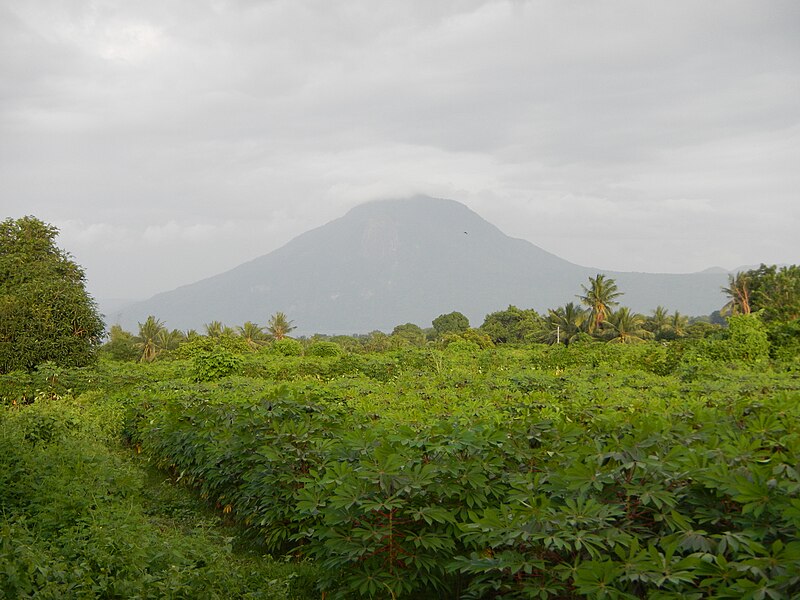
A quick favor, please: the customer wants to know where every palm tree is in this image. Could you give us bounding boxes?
[204,321,225,338]
[721,272,751,316]
[603,308,651,344]
[156,328,185,352]
[668,311,689,338]
[238,321,268,349]
[543,302,587,345]
[646,306,670,339]
[135,316,166,362]
[578,274,623,333]
[267,312,296,340]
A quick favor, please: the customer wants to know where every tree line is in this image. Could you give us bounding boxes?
[99,266,800,363]
[1,215,798,372]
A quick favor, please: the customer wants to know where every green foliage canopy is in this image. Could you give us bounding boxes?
[102,325,140,362]
[480,305,543,343]
[267,311,296,340]
[603,307,652,344]
[391,322,427,347]
[747,264,800,322]
[578,274,623,333]
[0,216,104,373]
[543,302,588,345]
[431,311,470,336]
[721,264,800,322]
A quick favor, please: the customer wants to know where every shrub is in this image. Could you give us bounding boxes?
[725,314,770,362]
[767,318,800,364]
[0,395,318,599]
[0,370,34,405]
[444,339,481,355]
[192,347,243,381]
[271,338,303,357]
[306,341,344,357]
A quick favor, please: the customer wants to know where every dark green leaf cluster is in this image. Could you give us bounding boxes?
[192,346,244,381]
[433,311,471,336]
[480,305,544,344]
[0,217,104,373]
[744,264,800,322]
[306,341,344,358]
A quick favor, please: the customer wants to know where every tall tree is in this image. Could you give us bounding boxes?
[204,321,234,338]
[432,311,470,337]
[543,302,587,345]
[578,274,623,333]
[156,328,185,352]
[0,216,105,373]
[135,316,167,362]
[238,321,268,349]
[668,311,689,338]
[480,305,543,344]
[603,308,651,344]
[267,312,296,340]
[646,306,669,332]
[745,264,800,322]
[390,323,426,347]
[721,272,751,316]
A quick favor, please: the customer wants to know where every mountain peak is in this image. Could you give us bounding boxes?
[111,197,729,334]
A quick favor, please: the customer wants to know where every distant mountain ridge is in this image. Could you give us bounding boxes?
[109,196,730,334]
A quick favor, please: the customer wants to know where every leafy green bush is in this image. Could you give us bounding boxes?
[192,347,243,381]
[444,338,481,355]
[306,341,344,357]
[0,395,318,599]
[724,313,771,362]
[272,338,303,356]
[0,370,33,405]
[767,318,800,364]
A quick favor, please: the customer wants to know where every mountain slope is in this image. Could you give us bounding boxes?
[110,197,728,334]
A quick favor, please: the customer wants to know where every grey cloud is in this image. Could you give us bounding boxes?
[1,0,798,300]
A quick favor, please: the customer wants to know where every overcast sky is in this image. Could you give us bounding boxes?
[2,0,799,301]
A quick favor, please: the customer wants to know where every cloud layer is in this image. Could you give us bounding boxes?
[2,0,798,300]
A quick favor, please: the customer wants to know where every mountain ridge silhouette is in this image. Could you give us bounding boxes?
[109,196,728,334]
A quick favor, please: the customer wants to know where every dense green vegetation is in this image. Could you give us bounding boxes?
[3,315,799,598]
[2,218,799,598]
[0,392,318,598]
[0,217,104,373]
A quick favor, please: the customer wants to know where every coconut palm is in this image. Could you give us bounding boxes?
[578,274,623,333]
[156,328,185,352]
[267,312,296,340]
[721,272,751,316]
[136,315,166,362]
[238,321,268,349]
[543,302,588,345]
[646,306,670,339]
[204,321,225,338]
[603,307,651,344]
[668,311,689,338]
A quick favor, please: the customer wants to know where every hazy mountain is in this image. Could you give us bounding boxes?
[109,196,730,334]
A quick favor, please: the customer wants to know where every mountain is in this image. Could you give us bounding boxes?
[109,196,729,334]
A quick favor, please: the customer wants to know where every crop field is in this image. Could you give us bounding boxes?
[2,331,799,599]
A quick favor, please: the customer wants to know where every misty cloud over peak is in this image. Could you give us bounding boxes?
[1,1,798,301]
